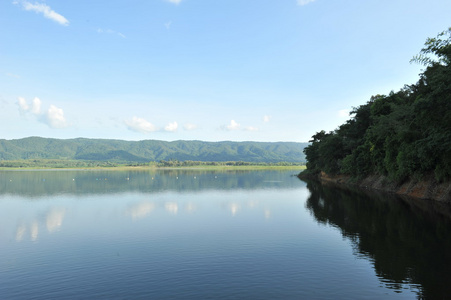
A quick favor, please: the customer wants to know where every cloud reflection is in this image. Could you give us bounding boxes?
[13,207,66,242]
[185,202,196,213]
[127,202,155,220]
[264,209,272,219]
[15,224,26,241]
[248,200,259,208]
[30,221,39,241]
[165,202,178,215]
[46,208,66,233]
[229,203,240,216]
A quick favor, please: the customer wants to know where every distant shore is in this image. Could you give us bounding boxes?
[0,164,306,172]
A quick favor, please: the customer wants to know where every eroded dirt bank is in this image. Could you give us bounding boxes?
[299,171,451,203]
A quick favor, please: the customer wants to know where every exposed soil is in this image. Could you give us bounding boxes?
[300,171,451,203]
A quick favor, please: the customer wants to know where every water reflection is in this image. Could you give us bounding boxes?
[15,224,26,241]
[3,170,446,299]
[264,208,271,219]
[228,203,240,216]
[302,179,451,299]
[123,198,273,221]
[0,169,301,197]
[13,207,66,242]
[165,202,179,215]
[185,202,196,213]
[30,221,39,241]
[46,208,66,233]
[126,202,155,220]
[2,170,293,245]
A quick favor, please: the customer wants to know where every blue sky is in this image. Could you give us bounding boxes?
[1,0,450,142]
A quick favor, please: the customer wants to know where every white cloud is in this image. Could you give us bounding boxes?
[18,96,41,114]
[183,123,198,131]
[164,21,172,29]
[46,105,68,128]
[165,121,178,132]
[297,0,317,6]
[18,97,29,111]
[225,120,240,131]
[31,97,41,115]
[338,109,350,118]
[166,0,182,4]
[17,97,69,129]
[263,115,271,123]
[125,116,157,133]
[14,1,69,26]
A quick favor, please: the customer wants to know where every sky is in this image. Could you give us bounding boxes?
[1,0,450,143]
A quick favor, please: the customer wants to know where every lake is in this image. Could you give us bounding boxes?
[1,169,450,299]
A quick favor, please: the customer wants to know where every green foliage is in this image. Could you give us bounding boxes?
[0,159,118,168]
[157,160,304,168]
[410,27,451,67]
[0,138,308,164]
[304,29,451,182]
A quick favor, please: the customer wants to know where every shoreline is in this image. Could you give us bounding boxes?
[0,165,306,172]
[298,171,451,203]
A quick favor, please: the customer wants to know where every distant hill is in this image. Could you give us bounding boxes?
[0,137,308,163]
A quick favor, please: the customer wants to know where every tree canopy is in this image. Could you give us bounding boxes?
[303,28,451,182]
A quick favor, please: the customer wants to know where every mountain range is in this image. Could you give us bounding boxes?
[0,137,308,163]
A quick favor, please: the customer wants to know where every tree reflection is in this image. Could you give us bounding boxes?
[303,180,451,299]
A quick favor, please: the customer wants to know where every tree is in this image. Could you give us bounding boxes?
[410,28,451,67]
[303,28,451,181]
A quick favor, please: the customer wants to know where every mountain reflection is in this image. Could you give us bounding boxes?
[0,169,301,197]
[303,180,451,299]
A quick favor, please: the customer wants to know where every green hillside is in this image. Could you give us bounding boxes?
[0,137,307,163]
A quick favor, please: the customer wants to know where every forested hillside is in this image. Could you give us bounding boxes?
[303,28,451,182]
[0,137,307,163]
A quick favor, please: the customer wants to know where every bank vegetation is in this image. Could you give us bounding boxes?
[300,28,451,201]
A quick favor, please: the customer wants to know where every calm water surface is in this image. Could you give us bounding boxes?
[0,170,450,299]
